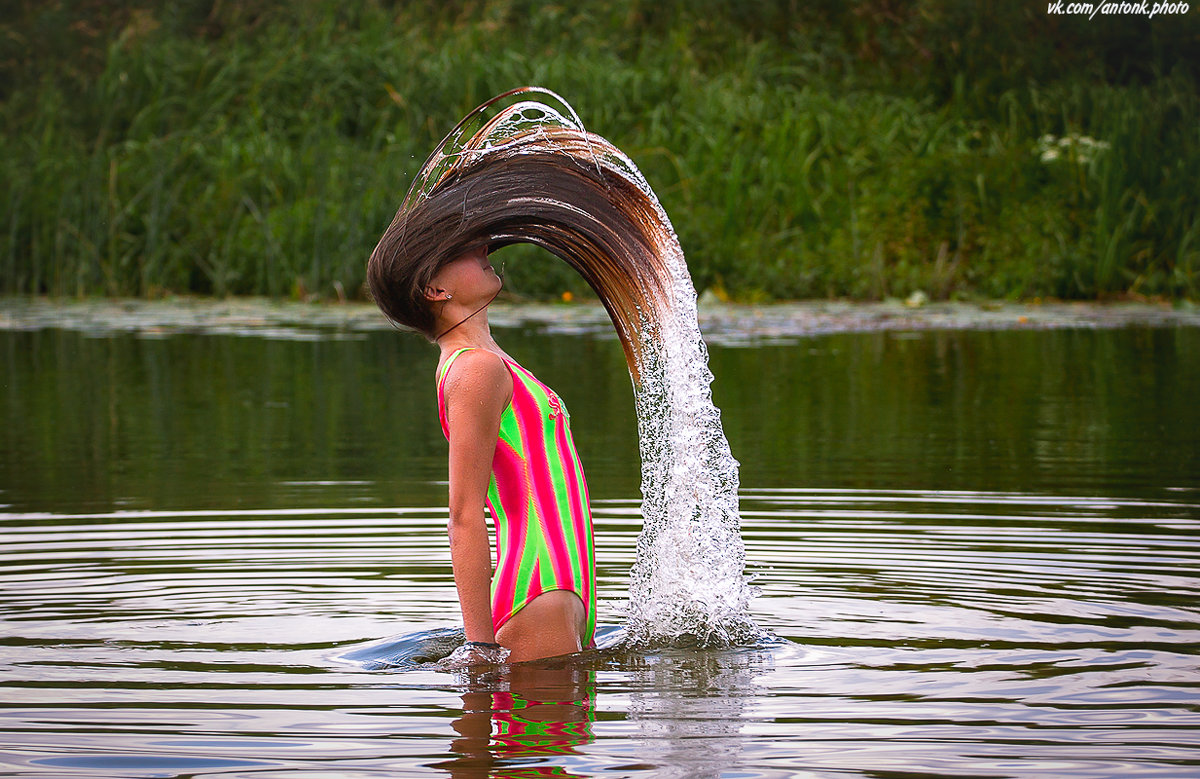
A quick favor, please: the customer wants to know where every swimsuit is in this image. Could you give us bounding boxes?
[437,347,596,647]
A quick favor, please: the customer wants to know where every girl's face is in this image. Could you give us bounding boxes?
[427,245,501,304]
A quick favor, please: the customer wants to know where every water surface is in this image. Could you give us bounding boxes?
[1,312,1198,777]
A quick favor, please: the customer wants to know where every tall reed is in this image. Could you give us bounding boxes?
[2,0,1196,301]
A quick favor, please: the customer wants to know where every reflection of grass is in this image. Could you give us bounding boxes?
[2,2,1197,301]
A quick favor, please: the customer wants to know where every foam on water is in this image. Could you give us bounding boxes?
[419,89,766,647]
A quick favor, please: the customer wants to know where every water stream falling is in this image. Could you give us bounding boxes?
[409,88,766,647]
[617,204,766,647]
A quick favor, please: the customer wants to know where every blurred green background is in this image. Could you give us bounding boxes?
[3,0,1197,302]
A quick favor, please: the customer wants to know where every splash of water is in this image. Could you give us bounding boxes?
[618,209,767,648]
[413,88,767,647]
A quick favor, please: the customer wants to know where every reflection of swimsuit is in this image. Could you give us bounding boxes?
[491,689,594,758]
[437,348,596,647]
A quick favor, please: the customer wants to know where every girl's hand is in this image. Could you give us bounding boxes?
[438,641,511,669]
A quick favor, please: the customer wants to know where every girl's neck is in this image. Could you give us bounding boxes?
[436,314,497,354]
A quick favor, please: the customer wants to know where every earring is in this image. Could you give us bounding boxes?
[445,293,453,300]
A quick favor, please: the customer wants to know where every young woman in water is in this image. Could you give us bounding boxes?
[366,89,676,663]
[368,239,596,664]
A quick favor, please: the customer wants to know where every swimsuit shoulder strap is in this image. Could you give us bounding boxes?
[436,347,477,440]
[436,346,476,388]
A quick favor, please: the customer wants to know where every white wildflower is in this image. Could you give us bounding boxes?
[1035,133,1110,165]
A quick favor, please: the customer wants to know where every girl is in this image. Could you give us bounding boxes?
[370,240,595,663]
[366,90,670,662]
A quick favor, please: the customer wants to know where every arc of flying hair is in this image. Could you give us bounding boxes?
[370,87,674,382]
[400,86,600,215]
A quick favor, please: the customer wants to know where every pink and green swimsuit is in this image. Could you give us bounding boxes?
[437,348,596,647]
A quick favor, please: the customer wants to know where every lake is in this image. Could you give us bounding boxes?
[1,299,1198,777]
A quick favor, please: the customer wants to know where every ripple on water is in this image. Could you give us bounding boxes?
[1,487,1198,777]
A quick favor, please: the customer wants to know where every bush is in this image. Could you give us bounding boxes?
[2,0,1196,300]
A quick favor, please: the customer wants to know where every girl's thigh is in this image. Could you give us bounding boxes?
[497,590,586,662]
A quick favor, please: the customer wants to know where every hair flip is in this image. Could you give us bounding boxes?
[367,87,672,379]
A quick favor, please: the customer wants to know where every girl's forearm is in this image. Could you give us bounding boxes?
[448,510,495,642]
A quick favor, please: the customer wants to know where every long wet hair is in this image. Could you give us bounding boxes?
[367,91,671,375]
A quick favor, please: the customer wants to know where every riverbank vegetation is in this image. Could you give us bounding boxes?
[3,0,1198,301]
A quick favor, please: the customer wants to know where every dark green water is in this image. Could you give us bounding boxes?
[2,317,1198,778]
[5,325,1197,511]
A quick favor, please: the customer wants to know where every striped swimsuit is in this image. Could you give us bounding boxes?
[437,348,596,647]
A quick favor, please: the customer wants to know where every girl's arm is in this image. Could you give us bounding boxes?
[442,350,513,644]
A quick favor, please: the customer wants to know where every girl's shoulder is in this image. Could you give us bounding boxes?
[437,347,512,392]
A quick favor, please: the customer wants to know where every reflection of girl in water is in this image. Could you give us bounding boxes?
[367,89,670,664]
[435,663,596,778]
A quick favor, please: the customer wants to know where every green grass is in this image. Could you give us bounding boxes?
[2,0,1197,302]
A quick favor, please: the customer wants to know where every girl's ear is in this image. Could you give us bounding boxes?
[423,285,451,302]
